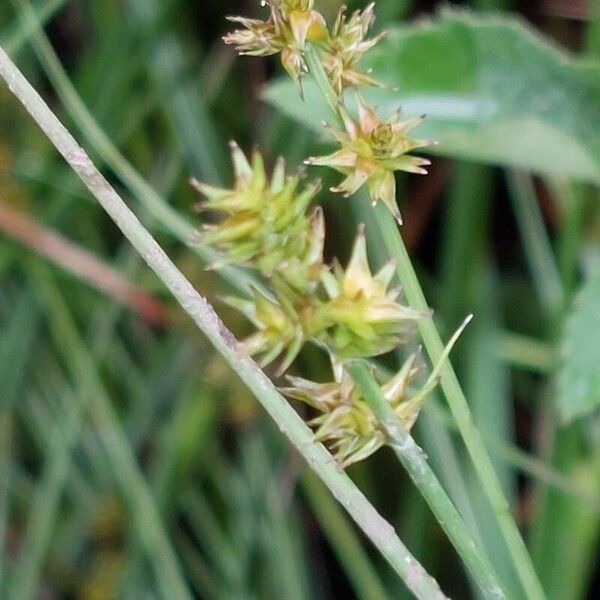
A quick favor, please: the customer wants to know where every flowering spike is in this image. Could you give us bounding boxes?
[282,352,440,467]
[306,95,435,221]
[283,312,468,467]
[319,3,386,96]
[224,287,306,370]
[224,0,327,88]
[312,226,428,359]
[193,143,324,292]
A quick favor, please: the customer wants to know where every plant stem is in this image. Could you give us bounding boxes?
[0,407,12,595]
[0,44,449,600]
[372,202,546,600]
[29,268,193,600]
[506,170,563,316]
[300,471,389,600]
[305,39,545,600]
[346,359,507,600]
[2,0,66,56]
[305,45,340,122]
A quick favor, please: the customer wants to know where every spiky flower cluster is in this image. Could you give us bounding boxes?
[225,1,434,220]
[321,3,386,95]
[204,1,448,467]
[193,142,324,292]
[314,228,426,358]
[194,145,423,375]
[307,97,434,223]
[282,353,434,467]
[224,0,327,87]
[225,0,380,93]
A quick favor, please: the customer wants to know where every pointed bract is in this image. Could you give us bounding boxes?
[320,3,386,95]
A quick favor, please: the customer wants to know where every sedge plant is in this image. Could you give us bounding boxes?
[223,1,545,599]
[0,0,548,598]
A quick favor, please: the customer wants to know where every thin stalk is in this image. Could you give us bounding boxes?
[175,531,220,600]
[0,291,40,594]
[10,0,258,296]
[372,202,546,600]
[1,0,66,55]
[304,45,340,121]
[0,407,12,595]
[304,44,545,600]
[506,170,563,316]
[8,385,83,600]
[346,359,506,600]
[128,0,228,184]
[300,471,389,600]
[31,268,193,600]
[426,402,600,514]
[0,44,448,600]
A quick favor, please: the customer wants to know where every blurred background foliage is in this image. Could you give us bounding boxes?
[0,0,599,598]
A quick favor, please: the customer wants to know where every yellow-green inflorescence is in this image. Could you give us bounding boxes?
[198,1,447,467]
[194,143,424,376]
[282,352,435,467]
[306,95,435,223]
[321,3,386,95]
[224,0,327,88]
[194,141,435,463]
[192,141,324,293]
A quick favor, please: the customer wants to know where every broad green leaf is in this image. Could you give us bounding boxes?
[558,271,600,423]
[263,9,600,183]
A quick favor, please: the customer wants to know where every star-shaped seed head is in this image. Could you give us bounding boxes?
[193,142,324,293]
[306,95,436,223]
[224,0,327,88]
[281,352,432,467]
[313,226,428,358]
[320,3,386,95]
[222,287,307,374]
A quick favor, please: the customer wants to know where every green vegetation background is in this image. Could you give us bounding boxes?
[0,0,599,598]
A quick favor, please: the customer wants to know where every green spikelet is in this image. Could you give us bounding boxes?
[281,352,432,468]
[314,226,427,358]
[193,142,325,293]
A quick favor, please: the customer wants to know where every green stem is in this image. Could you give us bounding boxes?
[30,268,194,600]
[346,359,507,600]
[0,407,12,595]
[2,0,66,55]
[305,38,545,600]
[426,402,600,513]
[300,471,389,600]
[506,170,563,316]
[304,45,340,120]
[372,202,546,600]
[0,43,448,600]
[8,372,84,600]
[0,291,40,595]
